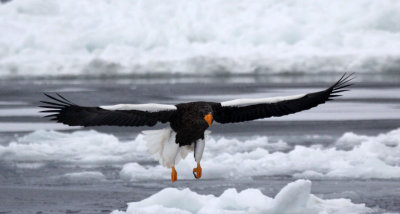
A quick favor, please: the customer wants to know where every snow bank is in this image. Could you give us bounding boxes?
[111,179,372,214]
[2,128,400,179]
[1,0,400,77]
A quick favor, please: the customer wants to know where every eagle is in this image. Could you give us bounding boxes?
[40,74,353,182]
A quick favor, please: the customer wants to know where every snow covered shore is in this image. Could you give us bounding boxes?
[111,179,372,214]
[1,0,400,77]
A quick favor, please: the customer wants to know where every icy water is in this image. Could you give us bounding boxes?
[0,73,400,213]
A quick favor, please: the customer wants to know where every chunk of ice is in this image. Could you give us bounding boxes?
[112,179,372,214]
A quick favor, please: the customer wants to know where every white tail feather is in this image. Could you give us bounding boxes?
[143,128,171,163]
[143,127,194,168]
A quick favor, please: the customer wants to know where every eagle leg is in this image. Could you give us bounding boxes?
[193,138,205,179]
[193,163,202,179]
[171,166,177,182]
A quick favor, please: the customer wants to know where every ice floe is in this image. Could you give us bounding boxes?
[121,128,400,180]
[50,171,106,184]
[111,179,372,214]
[0,130,149,165]
[2,127,399,180]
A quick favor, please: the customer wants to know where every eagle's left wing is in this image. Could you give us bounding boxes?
[40,93,177,127]
[211,73,353,124]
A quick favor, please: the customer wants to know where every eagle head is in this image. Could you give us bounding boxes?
[196,103,213,126]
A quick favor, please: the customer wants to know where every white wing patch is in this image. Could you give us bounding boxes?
[221,94,306,107]
[100,103,177,112]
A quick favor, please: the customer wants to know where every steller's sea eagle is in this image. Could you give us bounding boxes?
[40,74,353,182]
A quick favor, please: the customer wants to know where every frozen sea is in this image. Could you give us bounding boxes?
[0,73,399,213]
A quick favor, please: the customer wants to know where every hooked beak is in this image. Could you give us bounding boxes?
[204,113,213,126]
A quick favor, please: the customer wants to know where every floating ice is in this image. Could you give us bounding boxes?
[111,179,372,214]
[0,130,150,165]
[50,171,106,184]
[121,128,400,180]
[1,0,400,77]
[61,171,106,180]
[2,128,400,179]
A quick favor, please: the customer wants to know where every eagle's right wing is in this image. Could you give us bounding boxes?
[40,94,177,127]
[212,73,353,124]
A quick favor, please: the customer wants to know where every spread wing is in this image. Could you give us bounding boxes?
[212,73,353,124]
[40,93,177,127]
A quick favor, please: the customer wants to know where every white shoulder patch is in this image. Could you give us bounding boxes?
[221,94,306,107]
[100,103,177,112]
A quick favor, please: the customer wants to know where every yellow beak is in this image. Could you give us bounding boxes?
[204,113,213,126]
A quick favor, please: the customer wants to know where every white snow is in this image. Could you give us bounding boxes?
[1,0,400,77]
[100,103,177,112]
[111,179,372,214]
[2,128,400,179]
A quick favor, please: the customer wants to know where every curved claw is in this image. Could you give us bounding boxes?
[171,166,177,182]
[193,163,202,179]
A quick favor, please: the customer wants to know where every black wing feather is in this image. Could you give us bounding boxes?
[212,73,353,124]
[40,93,176,127]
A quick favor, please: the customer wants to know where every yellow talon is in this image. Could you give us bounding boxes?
[171,166,177,182]
[193,163,202,179]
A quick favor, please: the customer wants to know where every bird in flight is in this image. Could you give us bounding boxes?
[40,74,353,182]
